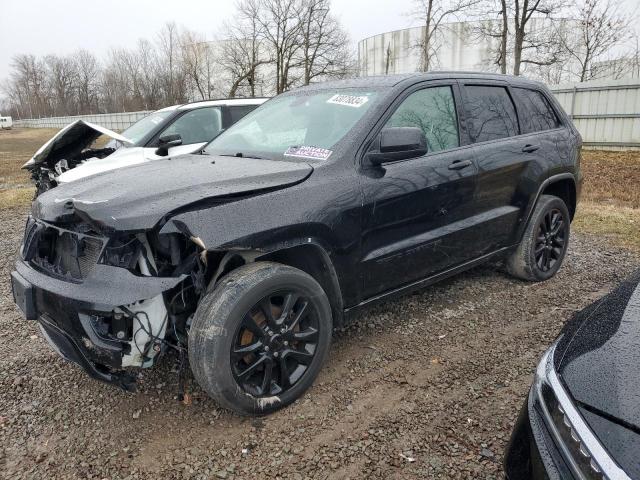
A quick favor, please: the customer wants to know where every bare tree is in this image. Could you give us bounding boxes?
[157,22,188,105]
[258,0,305,93]
[512,0,564,75]
[136,39,164,109]
[75,49,100,114]
[8,54,49,118]
[219,0,270,97]
[472,0,509,73]
[181,29,217,100]
[473,0,565,77]
[0,0,356,116]
[44,54,77,115]
[559,0,631,81]
[299,0,352,84]
[409,0,481,71]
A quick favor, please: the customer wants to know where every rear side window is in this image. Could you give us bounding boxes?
[513,88,560,133]
[229,105,259,124]
[385,86,459,153]
[464,85,518,143]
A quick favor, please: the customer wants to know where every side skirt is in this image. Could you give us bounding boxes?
[343,245,515,321]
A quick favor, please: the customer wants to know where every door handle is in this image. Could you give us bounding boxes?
[522,144,540,153]
[448,159,472,170]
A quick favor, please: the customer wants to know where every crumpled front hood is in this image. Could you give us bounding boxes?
[32,154,313,231]
[22,120,132,169]
[557,269,640,431]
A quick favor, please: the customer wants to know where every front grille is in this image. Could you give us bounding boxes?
[23,217,105,282]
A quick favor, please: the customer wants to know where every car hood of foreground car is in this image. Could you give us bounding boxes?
[32,154,314,231]
[555,269,640,475]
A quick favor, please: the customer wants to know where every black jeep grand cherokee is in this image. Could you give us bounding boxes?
[11,73,582,414]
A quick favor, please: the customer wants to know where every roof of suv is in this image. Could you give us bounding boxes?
[300,72,546,90]
[156,97,269,113]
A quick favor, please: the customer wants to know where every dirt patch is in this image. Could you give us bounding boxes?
[1,202,638,479]
[574,202,640,251]
[0,128,58,189]
[581,150,640,208]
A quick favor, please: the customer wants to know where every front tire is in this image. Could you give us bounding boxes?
[506,194,570,282]
[189,262,332,415]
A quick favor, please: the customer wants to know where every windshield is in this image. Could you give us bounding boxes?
[120,111,174,145]
[204,89,379,161]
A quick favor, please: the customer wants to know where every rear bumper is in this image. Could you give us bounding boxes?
[504,389,576,480]
[11,259,184,390]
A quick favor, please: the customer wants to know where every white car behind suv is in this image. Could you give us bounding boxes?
[24,98,268,194]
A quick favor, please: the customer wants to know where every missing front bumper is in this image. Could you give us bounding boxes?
[39,315,137,391]
[11,259,186,387]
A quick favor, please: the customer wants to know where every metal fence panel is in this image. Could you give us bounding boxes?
[13,111,153,131]
[550,79,640,149]
[11,79,640,149]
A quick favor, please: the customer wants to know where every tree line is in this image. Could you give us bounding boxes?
[409,0,638,83]
[2,0,638,119]
[1,0,354,119]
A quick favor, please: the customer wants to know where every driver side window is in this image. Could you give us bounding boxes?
[159,107,222,145]
[385,86,459,153]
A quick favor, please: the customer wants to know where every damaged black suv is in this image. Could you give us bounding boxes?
[11,73,582,415]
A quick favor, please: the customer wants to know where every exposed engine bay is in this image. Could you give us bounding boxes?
[21,120,131,195]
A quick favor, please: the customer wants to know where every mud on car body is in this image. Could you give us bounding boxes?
[23,98,267,195]
[12,73,582,415]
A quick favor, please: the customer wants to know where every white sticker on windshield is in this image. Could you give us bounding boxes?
[327,94,369,108]
[284,145,332,160]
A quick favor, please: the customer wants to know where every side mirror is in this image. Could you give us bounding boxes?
[155,134,183,156]
[367,127,428,165]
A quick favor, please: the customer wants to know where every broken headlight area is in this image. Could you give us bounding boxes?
[22,217,105,282]
[100,234,146,271]
[96,232,209,367]
[19,217,232,392]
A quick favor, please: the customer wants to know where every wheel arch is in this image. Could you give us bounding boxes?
[256,243,344,328]
[205,241,345,328]
[521,173,577,241]
[540,176,577,221]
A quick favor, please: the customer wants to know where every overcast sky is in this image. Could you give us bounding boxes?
[0,0,417,80]
[1,0,638,81]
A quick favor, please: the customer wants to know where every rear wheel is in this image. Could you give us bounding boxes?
[507,194,570,281]
[189,262,332,415]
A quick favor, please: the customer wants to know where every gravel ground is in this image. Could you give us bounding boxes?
[1,204,638,480]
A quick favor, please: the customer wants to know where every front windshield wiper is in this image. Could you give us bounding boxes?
[217,152,267,160]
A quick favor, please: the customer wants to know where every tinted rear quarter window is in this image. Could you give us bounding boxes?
[229,105,259,124]
[513,87,561,133]
[464,85,519,143]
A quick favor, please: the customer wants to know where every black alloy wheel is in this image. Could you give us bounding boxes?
[534,208,566,272]
[189,262,332,415]
[231,291,319,397]
[506,194,571,282]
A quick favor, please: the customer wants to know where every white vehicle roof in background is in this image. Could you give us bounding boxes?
[155,97,269,113]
